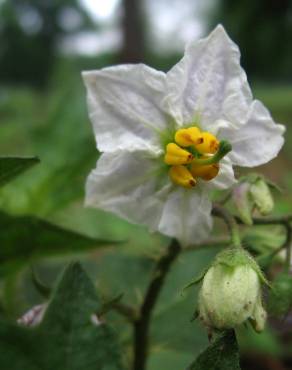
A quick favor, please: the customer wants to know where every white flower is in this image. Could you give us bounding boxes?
[82,25,285,246]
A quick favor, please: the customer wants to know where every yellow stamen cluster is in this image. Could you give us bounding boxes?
[164,126,220,188]
[164,143,194,165]
[169,165,197,189]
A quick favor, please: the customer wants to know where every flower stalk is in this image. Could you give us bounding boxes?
[133,239,181,370]
[212,204,241,249]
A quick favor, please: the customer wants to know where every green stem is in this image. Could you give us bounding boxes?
[184,236,231,252]
[284,222,292,273]
[212,204,241,249]
[99,297,138,322]
[235,214,292,225]
[133,239,181,370]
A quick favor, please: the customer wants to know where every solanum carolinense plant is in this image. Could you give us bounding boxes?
[81,25,289,369]
[1,25,290,370]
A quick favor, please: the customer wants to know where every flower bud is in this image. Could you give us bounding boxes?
[232,175,275,224]
[249,178,274,216]
[232,182,253,225]
[198,249,267,332]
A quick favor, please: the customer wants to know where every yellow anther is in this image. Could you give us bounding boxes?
[195,132,219,154]
[164,143,194,165]
[169,165,197,188]
[190,163,219,181]
[163,127,224,188]
[175,127,203,147]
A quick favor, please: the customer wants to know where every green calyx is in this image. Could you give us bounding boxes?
[184,246,270,294]
[213,247,271,288]
[197,248,268,332]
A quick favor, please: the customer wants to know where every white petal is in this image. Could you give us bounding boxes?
[86,151,213,245]
[221,100,285,167]
[158,187,213,246]
[85,151,168,229]
[166,25,252,130]
[82,64,169,153]
[207,156,237,190]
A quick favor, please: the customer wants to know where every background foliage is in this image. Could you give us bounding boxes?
[0,0,291,369]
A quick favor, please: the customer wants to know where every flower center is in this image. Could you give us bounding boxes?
[164,126,231,189]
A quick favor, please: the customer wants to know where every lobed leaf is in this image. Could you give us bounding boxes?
[0,262,126,370]
[186,330,240,370]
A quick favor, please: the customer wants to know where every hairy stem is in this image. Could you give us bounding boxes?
[185,236,230,251]
[133,239,181,370]
[212,204,241,249]
[235,214,292,225]
[100,299,138,322]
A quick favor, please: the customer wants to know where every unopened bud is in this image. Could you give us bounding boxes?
[233,175,275,224]
[249,178,274,216]
[198,249,267,332]
[232,182,253,225]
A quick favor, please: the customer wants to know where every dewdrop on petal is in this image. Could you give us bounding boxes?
[198,248,267,332]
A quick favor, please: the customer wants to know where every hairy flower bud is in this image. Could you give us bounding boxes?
[249,178,274,216]
[198,249,267,332]
[232,175,275,224]
[232,182,253,225]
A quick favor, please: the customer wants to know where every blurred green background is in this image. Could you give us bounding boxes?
[0,0,291,369]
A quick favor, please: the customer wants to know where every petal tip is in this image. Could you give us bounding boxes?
[279,123,286,135]
[210,24,236,46]
[81,70,96,85]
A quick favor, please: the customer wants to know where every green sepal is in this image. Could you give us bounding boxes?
[265,178,282,193]
[182,268,208,293]
[256,253,276,270]
[213,248,271,288]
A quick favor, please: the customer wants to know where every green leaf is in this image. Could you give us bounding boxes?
[268,272,292,317]
[242,225,285,255]
[85,246,216,368]
[0,210,121,276]
[149,349,193,370]
[151,294,208,355]
[0,262,126,370]
[186,330,241,370]
[0,157,39,187]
